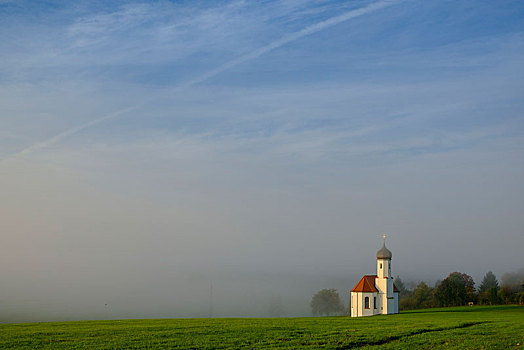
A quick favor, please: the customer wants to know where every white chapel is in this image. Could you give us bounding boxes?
[350,235,399,317]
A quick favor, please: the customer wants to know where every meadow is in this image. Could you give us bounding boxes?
[1,305,522,349]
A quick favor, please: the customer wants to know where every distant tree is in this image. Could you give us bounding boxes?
[517,291,524,305]
[397,278,416,311]
[479,271,499,293]
[412,282,436,309]
[497,286,514,304]
[409,281,417,291]
[478,271,500,305]
[495,268,524,304]
[310,289,344,316]
[398,296,415,311]
[435,272,475,307]
[394,276,408,297]
[462,273,476,302]
[501,268,524,293]
[435,277,455,307]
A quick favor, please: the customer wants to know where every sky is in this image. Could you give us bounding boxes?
[1,0,524,322]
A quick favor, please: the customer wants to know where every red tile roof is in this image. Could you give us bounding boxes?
[351,275,378,293]
[351,275,401,293]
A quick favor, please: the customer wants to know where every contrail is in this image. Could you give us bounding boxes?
[184,0,400,87]
[2,0,402,162]
[11,106,138,159]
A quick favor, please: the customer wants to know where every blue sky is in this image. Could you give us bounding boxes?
[2,0,524,158]
[1,0,524,320]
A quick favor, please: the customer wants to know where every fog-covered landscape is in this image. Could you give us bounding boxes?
[1,0,523,323]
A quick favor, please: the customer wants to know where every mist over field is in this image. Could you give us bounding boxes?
[1,0,524,322]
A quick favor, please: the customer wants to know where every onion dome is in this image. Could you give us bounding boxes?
[376,239,392,260]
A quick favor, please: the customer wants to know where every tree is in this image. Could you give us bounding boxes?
[478,271,500,305]
[310,289,344,316]
[501,268,524,293]
[462,273,476,302]
[479,271,499,293]
[394,276,408,297]
[497,286,514,304]
[435,272,475,307]
[412,282,436,309]
[496,268,524,304]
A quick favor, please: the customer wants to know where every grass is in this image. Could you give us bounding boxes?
[1,305,522,349]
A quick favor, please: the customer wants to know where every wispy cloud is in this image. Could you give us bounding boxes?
[1,0,404,163]
[185,0,403,86]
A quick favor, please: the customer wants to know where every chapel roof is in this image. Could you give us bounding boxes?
[351,275,379,293]
[350,275,401,293]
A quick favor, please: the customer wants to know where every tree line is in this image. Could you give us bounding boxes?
[309,268,524,315]
[395,268,524,310]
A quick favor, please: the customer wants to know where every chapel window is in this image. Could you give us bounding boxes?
[365,297,370,309]
[374,297,377,309]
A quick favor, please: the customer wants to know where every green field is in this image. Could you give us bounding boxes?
[1,305,522,349]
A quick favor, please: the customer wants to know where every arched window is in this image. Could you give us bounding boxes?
[374,297,377,309]
[380,263,382,269]
[365,297,370,309]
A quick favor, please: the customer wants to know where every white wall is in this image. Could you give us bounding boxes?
[393,293,399,314]
[377,258,390,279]
[351,292,378,317]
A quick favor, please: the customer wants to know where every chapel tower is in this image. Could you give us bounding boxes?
[375,234,396,314]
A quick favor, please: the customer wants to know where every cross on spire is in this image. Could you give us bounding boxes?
[382,233,387,241]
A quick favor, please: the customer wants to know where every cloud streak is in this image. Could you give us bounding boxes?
[10,106,137,159]
[184,0,402,86]
[1,0,403,163]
